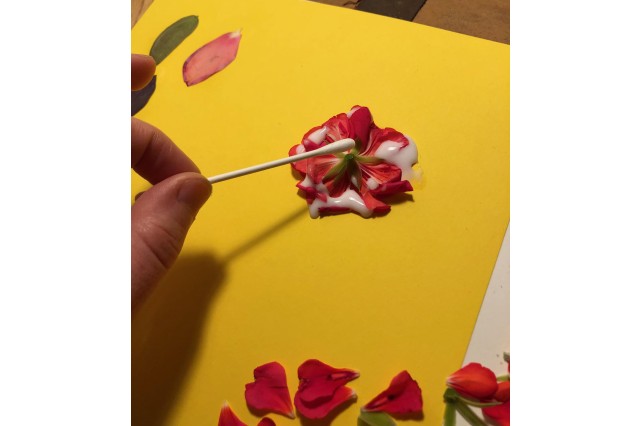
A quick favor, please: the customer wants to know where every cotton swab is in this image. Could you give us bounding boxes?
[207,138,356,184]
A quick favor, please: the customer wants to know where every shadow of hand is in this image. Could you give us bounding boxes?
[132,252,226,426]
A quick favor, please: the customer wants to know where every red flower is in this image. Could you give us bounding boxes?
[218,402,247,426]
[245,362,295,418]
[362,370,423,416]
[446,363,498,400]
[294,359,359,419]
[289,106,418,218]
[482,401,510,426]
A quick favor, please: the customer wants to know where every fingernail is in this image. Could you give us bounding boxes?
[177,176,212,210]
[134,191,145,201]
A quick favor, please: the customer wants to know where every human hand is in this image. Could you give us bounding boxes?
[131,54,212,313]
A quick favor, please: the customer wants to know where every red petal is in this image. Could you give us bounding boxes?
[306,155,341,185]
[348,106,373,147]
[294,385,356,419]
[362,127,408,157]
[219,402,247,426]
[322,114,351,144]
[362,370,423,415]
[296,359,359,404]
[369,181,413,198]
[245,362,295,418]
[482,401,510,426]
[360,190,392,215]
[360,162,402,185]
[183,31,241,86]
[257,418,276,426]
[494,381,510,402]
[446,363,498,401]
[301,125,329,151]
[289,145,308,175]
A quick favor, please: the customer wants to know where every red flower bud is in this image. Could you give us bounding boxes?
[494,381,510,402]
[446,363,498,400]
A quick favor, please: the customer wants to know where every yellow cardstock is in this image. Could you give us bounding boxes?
[131,1,509,425]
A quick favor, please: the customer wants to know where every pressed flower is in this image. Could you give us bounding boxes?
[494,381,509,402]
[482,401,510,426]
[446,363,498,400]
[289,106,418,218]
[294,384,357,419]
[362,370,423,415]
[257,418,276,426]
[245,362,295,418]
[218,402,247,426]
[183,30,241,86]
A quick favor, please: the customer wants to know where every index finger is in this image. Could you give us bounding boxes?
[132,117,201,184]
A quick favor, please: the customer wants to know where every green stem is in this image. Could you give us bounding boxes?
[496,374,510,382]
[443,402,456,426]
[455,402,488,426]
[456,395,503,408]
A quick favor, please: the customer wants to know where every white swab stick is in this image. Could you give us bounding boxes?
[207,138,355,184]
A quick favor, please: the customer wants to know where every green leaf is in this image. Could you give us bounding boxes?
[358,411,396,426]
[150,15,199,65]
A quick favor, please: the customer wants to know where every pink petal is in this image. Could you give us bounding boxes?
[257,418,276,426]
[219,402,247,426]
[245,362,295,419]
[297,359,359,404]
[183,30,241,86]
[362,371,423,416]
[295,385,357,419]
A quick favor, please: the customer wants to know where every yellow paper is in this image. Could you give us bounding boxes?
[132,1,509,425]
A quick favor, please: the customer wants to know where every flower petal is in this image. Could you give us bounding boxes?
[369,181,413,198]
[296,359,359,404]
[482,401,510,426]
[348,106,373,148]
[362,127,409,157]
[359,162,402,186]
[295,385,357,419]
[446,363,498,401]
[245,362,295,418]
[494,381,510,402]
[219,402,247,426]
[257,418,276,426]
[322,114,351,145]
[183,30,241,86]
[361,370,423,415]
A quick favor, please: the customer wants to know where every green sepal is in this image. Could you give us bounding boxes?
[358,411,396,426]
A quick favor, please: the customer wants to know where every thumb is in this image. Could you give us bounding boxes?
[131,172,212,311]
